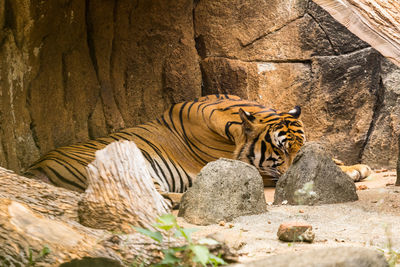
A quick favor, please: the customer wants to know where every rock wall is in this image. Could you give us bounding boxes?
[0,0,201,172]
[0,0,398,172]
[195,0,399,168]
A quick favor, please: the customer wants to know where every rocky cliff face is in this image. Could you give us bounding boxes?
[195,0,399,168]
[0,0,201,172]
[0,0,398,172]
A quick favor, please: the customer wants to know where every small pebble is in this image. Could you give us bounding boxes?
[277,222,314,243]
[357,185,368,190]
[219,221,225,226]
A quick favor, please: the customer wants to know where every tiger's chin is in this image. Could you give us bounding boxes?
[258,169,281,187]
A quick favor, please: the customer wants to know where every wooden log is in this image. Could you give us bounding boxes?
[0,166,166,266]
[313,0,400,67]
[0,142,236,265]
[79,140,170,232]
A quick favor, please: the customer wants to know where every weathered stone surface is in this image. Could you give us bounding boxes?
[307,1,370,54]
[194,0,308,59]
[277,222,315,243]
[361,58,400,169]
[0,0,201,172]
[303,48,380,164]
[196,0,387,166]
[178,158,267,225]
[200,58,256,100]
[231,247,388,267]
[236,14,336,61]
[201,58,312,111]
[274,142,358,205]
[203,48,381,166]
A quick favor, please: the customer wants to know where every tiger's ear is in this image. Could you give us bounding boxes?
[288,106,301,119]
[239,108,255,134]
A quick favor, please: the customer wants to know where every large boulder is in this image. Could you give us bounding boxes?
[273,142,358,205]
[231,247,388,267]
[361,58,400,169]
[178,158,267,225]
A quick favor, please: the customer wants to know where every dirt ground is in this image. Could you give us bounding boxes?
[175,170,400,264]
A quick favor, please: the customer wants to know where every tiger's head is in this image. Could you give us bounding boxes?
[234,106,305,184]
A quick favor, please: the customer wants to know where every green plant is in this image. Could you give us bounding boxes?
[378,225,400,267]
[27,245,51,266]
[133,214,226,267]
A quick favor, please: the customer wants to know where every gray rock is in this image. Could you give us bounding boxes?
[230,247,388,267]
[361,58,400,169]
[273,142,358,205]
[178,158,267,225]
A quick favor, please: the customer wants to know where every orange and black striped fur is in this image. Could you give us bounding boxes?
[26,94,306,193]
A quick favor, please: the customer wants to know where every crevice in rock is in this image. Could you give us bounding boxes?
[358,75,385,163]
[26,77,41,155]
[128,0,139,26]
[306,10,338,56]
[25,33,50,158]
[0,120,9,169]
[161,61,174,105]
[314,46,375,59]
[84,0,99,82]
[84,0,103,137]
[61,52,68,109]
[109,0,125,127]
[239,15,305,48]
[205,55,312,65]
[3,0,20,50]
[192,0,207,95]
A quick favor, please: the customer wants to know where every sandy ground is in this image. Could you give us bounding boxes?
[175,170,400,263]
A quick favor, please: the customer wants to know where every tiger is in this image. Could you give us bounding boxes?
[25,94,304,195]
[25,94,370,202]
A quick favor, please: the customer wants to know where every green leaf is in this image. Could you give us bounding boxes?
[160,250,180,265]
[197,238,219,246]
[207,253,227,265]
[39,245,51,258]
[190,245,210,266]
[28,248,34,265]
[175,228,198,242]
[155,214,177,231]
[133,227,163,243]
